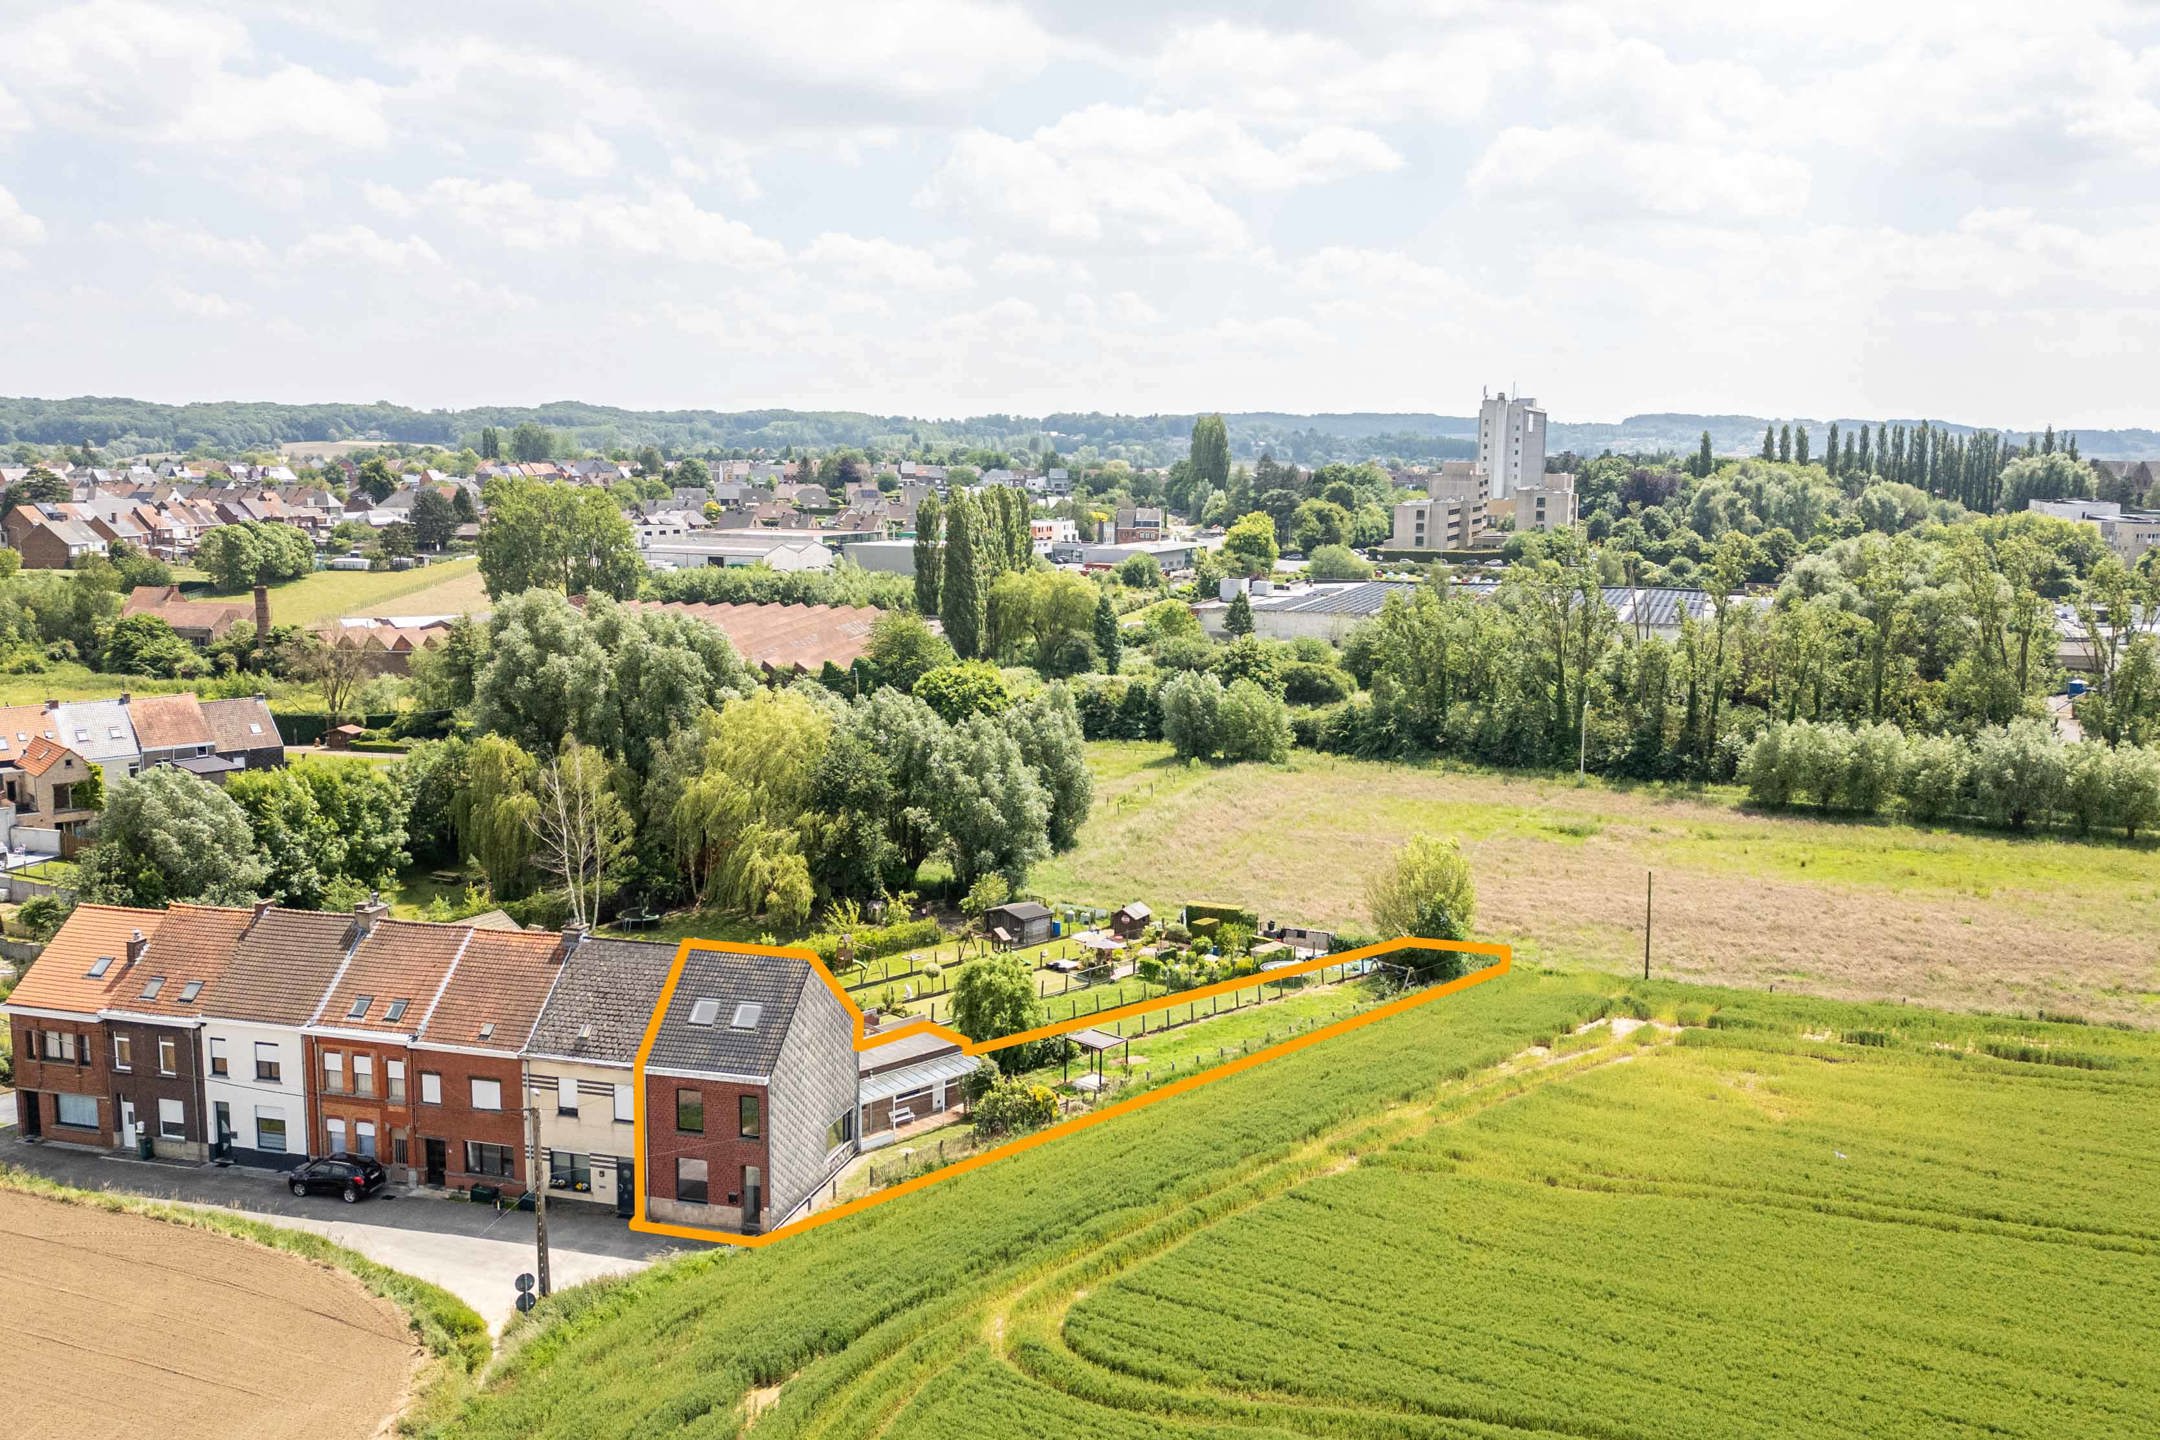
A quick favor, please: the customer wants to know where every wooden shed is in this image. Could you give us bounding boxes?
[983,901,1053,949]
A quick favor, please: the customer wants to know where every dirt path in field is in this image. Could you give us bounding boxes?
[0,1191,417,1440]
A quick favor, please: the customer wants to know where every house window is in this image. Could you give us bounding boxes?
[355,1121,377,1159]
[55,1093,98,1130]
[112,1033,133,1071]
[470,1077,502,1111]
[464,1142,514,1178]
[352,1054,375,1098]
[255,1042,281,1083]
[157,1098,185,1141]
[826,1107,855,1151]
[386,1059,406,1103]
[158,1036,179,1076]
[549,1151,591,1193]
[613,1083,634,1123]
[557,1076,578,1116]
[676,1157,708,1205]
[322,1050,344,1093]
[208,1037,228,1077]
[40,1030,77,1063]
[738,1094,761,1140]
[676,1089,703,1134]
[256,1110,288,1153]
[420,1071,443,1105]
[326,1118,346,1154]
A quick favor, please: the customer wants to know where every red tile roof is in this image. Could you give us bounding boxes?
[616,600,883,673]
[5,904,165,1016]
[105,903,253,1019]
[316,919,472,1034]
[420,928,565,1052]
[16,734,79,777]
[127,693,213,752]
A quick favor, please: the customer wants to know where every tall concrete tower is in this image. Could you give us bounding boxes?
[1477,389,1548,499]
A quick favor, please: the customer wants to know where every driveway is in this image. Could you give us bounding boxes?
[0,1128,716,1330]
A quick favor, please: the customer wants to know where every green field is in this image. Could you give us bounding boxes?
[1033,743,2160,1025]
[216,554,490,626]
[430,972,2158,1439]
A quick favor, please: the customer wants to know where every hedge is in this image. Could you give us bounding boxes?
[805,917,943,968]
[1182,901,1260,932]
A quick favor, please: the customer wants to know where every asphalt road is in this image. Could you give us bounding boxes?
[0,1125,714,1330]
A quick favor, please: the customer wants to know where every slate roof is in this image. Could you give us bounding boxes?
[106,903,252,1019]
[524,937,676,1065]
[200,696,282,754]
[419,927,564,1053]
[49,699,140,765]
[128,693,214,753]
[4,904,164,1015]
[205,908,359,1025]
[645,945,814,1080]
[315,919,471,1034]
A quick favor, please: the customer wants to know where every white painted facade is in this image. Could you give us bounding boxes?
[522,1055,639,1208]
[200,1017,309,1168]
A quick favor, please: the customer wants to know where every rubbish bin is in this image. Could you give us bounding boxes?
[137,1133,155,1161]
[470,1183,501,1206]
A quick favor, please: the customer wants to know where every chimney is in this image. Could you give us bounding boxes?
[253,584,270,644]
[556,922,589,962]
[126,928,148,965]
[251,898,274,924]
[352,891,390,937]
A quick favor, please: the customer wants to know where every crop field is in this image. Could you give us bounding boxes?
[433,974,2159,1440]
[1033,742,2160,1025]
[233,554,489,626]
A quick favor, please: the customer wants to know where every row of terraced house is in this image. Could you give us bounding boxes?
[2,900,973,1234]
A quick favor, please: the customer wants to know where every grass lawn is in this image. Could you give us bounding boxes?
[435,974,2160,1440]
[1032,742,2160,1025]
[194,555,489,627]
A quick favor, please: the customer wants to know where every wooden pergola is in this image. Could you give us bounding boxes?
[1063,1027,1132,1085]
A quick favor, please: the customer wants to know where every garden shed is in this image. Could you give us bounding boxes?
[984,901,1052,948]
[1110,902,1151,939]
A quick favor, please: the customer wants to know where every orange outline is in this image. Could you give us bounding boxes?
[630,935,1511,1247]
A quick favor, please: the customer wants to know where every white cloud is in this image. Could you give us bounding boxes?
[0,186,47,253]
[288,225,443,270]
[802,233,970,292]
[1469,125,1812,221]
[162,286,248,320]
[1144,20,1533,126]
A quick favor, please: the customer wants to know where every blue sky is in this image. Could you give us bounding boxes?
[3,1,2159,426]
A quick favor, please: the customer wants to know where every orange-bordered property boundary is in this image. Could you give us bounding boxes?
[630,934,1512,1247]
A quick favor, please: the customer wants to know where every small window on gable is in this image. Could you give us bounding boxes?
[86,955,112,978]
[347,994,372,1020]
[384,998,408,1022]
[730,1002,762,1030]
[688,998,721,1026]
[178,980,203,1003]
[139,976,165,1000]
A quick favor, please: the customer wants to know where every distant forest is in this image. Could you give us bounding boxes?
[2,395,2153,465]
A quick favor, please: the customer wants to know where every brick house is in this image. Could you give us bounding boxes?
[303,909,467,1180]
[642,945,857,1235]
[200,695,286,770]
[408,926,568,1196]
[200,905,361,1169]
[98,903,253,1160]
[2,905,162,1148]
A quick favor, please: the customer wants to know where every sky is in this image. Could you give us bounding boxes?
[3,0,2159,426]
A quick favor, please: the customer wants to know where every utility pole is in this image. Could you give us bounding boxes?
[1643,872,1653,981]
[1579,699,1590,778]
[526,1103,551,1297]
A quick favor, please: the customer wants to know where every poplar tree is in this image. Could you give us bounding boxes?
[1858,425,1872,476]
[1696,432,1715,478]
[913,492,943,615]
[1778,424,1792,463]
[1093,591,1122,674]
[1190,414,1231,521]
[1761,425,1777,461]
[1826,421,1840,475]
[939,492,985,659]
[1794,424,1810,467]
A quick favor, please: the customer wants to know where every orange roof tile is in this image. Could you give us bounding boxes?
[0,703,62,763]
[618,599,883,673]
[104,903,253,1019]
[419,928,565,1052]
[5,904,166,1016]
[16,734,80,778]
[315,919,471,1034]
[127,693,213,752]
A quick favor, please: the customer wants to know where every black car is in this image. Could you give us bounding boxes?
[287,1153,388,1204]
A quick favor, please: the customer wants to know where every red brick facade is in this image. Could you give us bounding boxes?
[9,1016,113,1147]
[643,1073,772,1228]
[304,1034,416,1177]
[411,1047,529,1195]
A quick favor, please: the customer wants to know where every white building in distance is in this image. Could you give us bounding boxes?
[1477,389,1548,499]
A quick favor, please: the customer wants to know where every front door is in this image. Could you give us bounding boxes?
[119,1100,137,1149]
[18,1091,38,1138]
[614,1158,636,1219]
[742,1165,763,1230]
[423,1138,447,1188]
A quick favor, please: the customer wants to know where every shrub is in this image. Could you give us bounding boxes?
[1158,671,1224,760]
[1305,544,1372,581]
[804,917,942,968]
[1280,660,1353,706]
[914,661,1013,724]
[972,1075,1057,1137]
[1217,678,1292,763]
[1899,733,1970,822]
[1972,718,2066,830]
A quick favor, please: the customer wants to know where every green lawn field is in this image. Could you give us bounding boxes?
[429,972,2159,1439]
[209,554,489,626]
[1033,743,2160,1025]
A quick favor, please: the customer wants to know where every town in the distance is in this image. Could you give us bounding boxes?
[0,386,2153,1438]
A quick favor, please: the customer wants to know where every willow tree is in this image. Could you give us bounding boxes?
[454,734,539,900]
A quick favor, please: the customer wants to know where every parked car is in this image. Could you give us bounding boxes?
[286,1153,388,1203]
